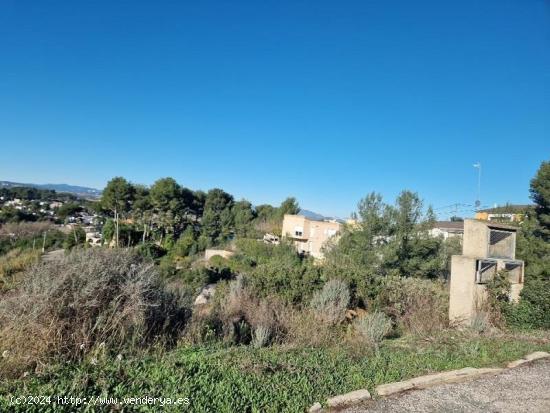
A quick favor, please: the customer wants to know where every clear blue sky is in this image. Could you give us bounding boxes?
[1,1,548,218]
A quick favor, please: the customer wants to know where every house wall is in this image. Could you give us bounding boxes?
[281,214,342,259]
[428,227,463,240]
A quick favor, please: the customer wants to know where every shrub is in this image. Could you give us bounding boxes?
[247,260,323,305]
[251,325,271,348]
[503,278,550,329]
[484,270,511,327]
[0,249,189,378]
[213,276,294,346]
[375,276,448,336]
[310,279,350,325]
[353,311,392,346]
[135,242,167,260]
[284,310,344,348]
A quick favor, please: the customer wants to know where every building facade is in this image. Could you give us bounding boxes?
[281,214,342,259]
[428,221,464,239]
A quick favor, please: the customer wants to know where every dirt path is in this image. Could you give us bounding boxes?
[342,359,550,413]
[42,249,65,262]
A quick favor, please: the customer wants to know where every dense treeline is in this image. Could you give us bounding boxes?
[0,187,76,202]
[99,176,299,251]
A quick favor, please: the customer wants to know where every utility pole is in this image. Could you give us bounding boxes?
[473,162,482,210]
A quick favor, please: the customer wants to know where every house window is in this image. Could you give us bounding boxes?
[294,226,304,237]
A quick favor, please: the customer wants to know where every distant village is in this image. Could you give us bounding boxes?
[0,187,103,247]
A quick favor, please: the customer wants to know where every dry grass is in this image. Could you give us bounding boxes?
[376,277,449,336]
[0,222,53,240]
[0,248,41,289]
[184,276,346,349]
[0,248,188,378]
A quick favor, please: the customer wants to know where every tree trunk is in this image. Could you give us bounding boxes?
[115,207,119,248]
[142,222,147,244]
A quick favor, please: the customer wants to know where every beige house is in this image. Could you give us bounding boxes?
[281,214,342,259]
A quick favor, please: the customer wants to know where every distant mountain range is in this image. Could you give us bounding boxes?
[0,181,102,199]
[298,209,345,223]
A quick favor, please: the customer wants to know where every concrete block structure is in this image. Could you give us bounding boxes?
[449,219,524,325]
[281,214,342,259]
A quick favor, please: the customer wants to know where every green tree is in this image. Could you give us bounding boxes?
[530,161,550,239]
[101,177,134,247]
[278,197,300,219]
[57,202,83,221]
[149,178,195,242]
[132,184,152,244]
[325,191,448,305]
[201,189,234,246]
[511,161,550,329]
[192,190,206,219]
[149,178,182,241]
[63,226,86,250]
[232,200,256,237]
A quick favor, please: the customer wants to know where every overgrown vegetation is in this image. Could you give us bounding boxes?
[506,161,550,329]
[1,333,549,412]
[0,161,549,411]
[0,249,188,378]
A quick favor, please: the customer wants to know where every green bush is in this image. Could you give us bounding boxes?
[354,311,392,346]
[504,279,550,329]
[136,241,167,260]
[310,279,350,325]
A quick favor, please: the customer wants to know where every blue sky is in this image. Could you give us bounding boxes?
[1,0,548,218]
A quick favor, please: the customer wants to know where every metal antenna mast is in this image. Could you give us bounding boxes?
[473,162,481,209]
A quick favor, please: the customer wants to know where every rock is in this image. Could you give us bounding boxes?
[507,359,528,368]
[375,367,504,398]
[308,402,322,413]
[376,380,414,396]
[410,368,473,388]
[327,389,371,408]
[194,284,216,306]
[524,351,550,362]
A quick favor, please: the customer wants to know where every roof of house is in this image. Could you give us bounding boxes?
[431,221,464,230]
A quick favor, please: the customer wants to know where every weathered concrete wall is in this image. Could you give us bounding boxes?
[449,219,523,325]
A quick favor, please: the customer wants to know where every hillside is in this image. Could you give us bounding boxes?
[0,181,101,199]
